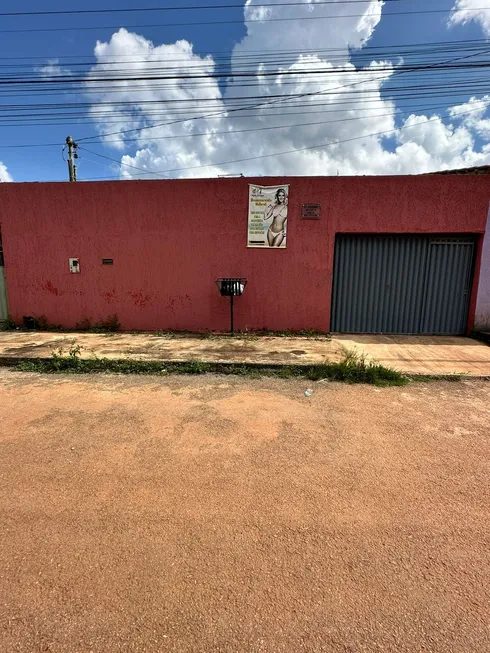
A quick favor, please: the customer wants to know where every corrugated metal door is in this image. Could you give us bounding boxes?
[420,240,475,334]
[331,235,475,335]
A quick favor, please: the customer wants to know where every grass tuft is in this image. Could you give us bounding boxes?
[13,347,407,386]
[408,373,464,382]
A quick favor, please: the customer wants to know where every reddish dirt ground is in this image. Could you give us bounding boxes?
[0,371,489,653]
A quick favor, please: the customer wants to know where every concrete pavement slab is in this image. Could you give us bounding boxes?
[0,331,489,376]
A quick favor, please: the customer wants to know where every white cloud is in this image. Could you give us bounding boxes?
[449,95,490,136]
[85,0,490,178]
[449,0,490,36]
[85,28,224,160]
[356,0,385,43]
[37,58,70,78]
[0,161,12,182]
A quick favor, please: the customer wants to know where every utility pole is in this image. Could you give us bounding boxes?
[66,136,78,182]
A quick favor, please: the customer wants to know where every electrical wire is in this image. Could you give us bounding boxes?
[79,100,490,180]
[74,45,490,143]
[5,61,490,86]
[79,149,162,176]
[0,0,406,17]
[1,8,490,34]
[0,37,486,62]
[2,68,490,117]
[6,90,490,133]
[1,39,489,149]
[77,96,490,178]
[1,95,484,148]
[3,82,490,119]
[72,100,490,145]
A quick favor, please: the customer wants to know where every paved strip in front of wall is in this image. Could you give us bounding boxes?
[336,335,490,376]
[0,332,489,376]
[0,333,343,366]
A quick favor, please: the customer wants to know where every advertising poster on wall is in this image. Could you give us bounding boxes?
[247,184,290,248]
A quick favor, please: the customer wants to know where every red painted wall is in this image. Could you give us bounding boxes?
[1,175,489,332]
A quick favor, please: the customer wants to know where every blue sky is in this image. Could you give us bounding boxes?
[1,0,490,182]
[0,0,245,181]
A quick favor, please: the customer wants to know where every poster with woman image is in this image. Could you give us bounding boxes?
[247,184,289,248]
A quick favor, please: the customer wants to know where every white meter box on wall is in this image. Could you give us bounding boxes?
[69,258,80,273]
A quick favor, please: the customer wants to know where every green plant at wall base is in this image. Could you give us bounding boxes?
[89,314,121,333]
[35,315,48,330]
[242,329,331,339]
[35,315,64,332]
[76,317,92,331]
[0,317,17,331]
[152,330,193,338]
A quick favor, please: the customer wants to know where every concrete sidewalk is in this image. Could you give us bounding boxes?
[0,331,490,376]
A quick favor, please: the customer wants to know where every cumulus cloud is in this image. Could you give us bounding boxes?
[449,0,490,36]
[36,58,71,78]
[85,28,224,164]
[85,0,490,178]
[449,95,490,135]
[0,161,12,182]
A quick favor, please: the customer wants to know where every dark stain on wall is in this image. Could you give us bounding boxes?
[103,289,117,304]
[128,291,156,308]
[41,280,60,296]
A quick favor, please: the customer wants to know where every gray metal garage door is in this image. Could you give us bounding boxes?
[331,235,475,334]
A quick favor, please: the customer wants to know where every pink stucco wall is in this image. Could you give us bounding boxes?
[0,175,489,332]
[475,205,490,330]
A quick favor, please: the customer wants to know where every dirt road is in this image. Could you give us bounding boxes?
[0,371,489,653]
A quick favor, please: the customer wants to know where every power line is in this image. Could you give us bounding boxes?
[2,93,482,149]
[0,38,486,146]
[6,61,490,86]
[3,93,490,127]
[0,37,486,61]
[5,46,488,74]
[75,45,490,143]
[3,81,490,115]
[79,101,490,180]
[1,95,486,151]
[4,91,489,132]
[79,148,161,176]
[1,64,489,110]
[71,46,490,175]
[0,142,60,149]
[1,8,489,34]
[0,0,405,17]
[77,97,490,174]
[5,81,489,115]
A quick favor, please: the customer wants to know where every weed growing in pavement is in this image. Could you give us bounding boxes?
[242,329,331,340]
[194,329,330,340]
[13,347,408,386]
[316,349,407,386]
[152,330,192,338]
[43,345,84,372]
